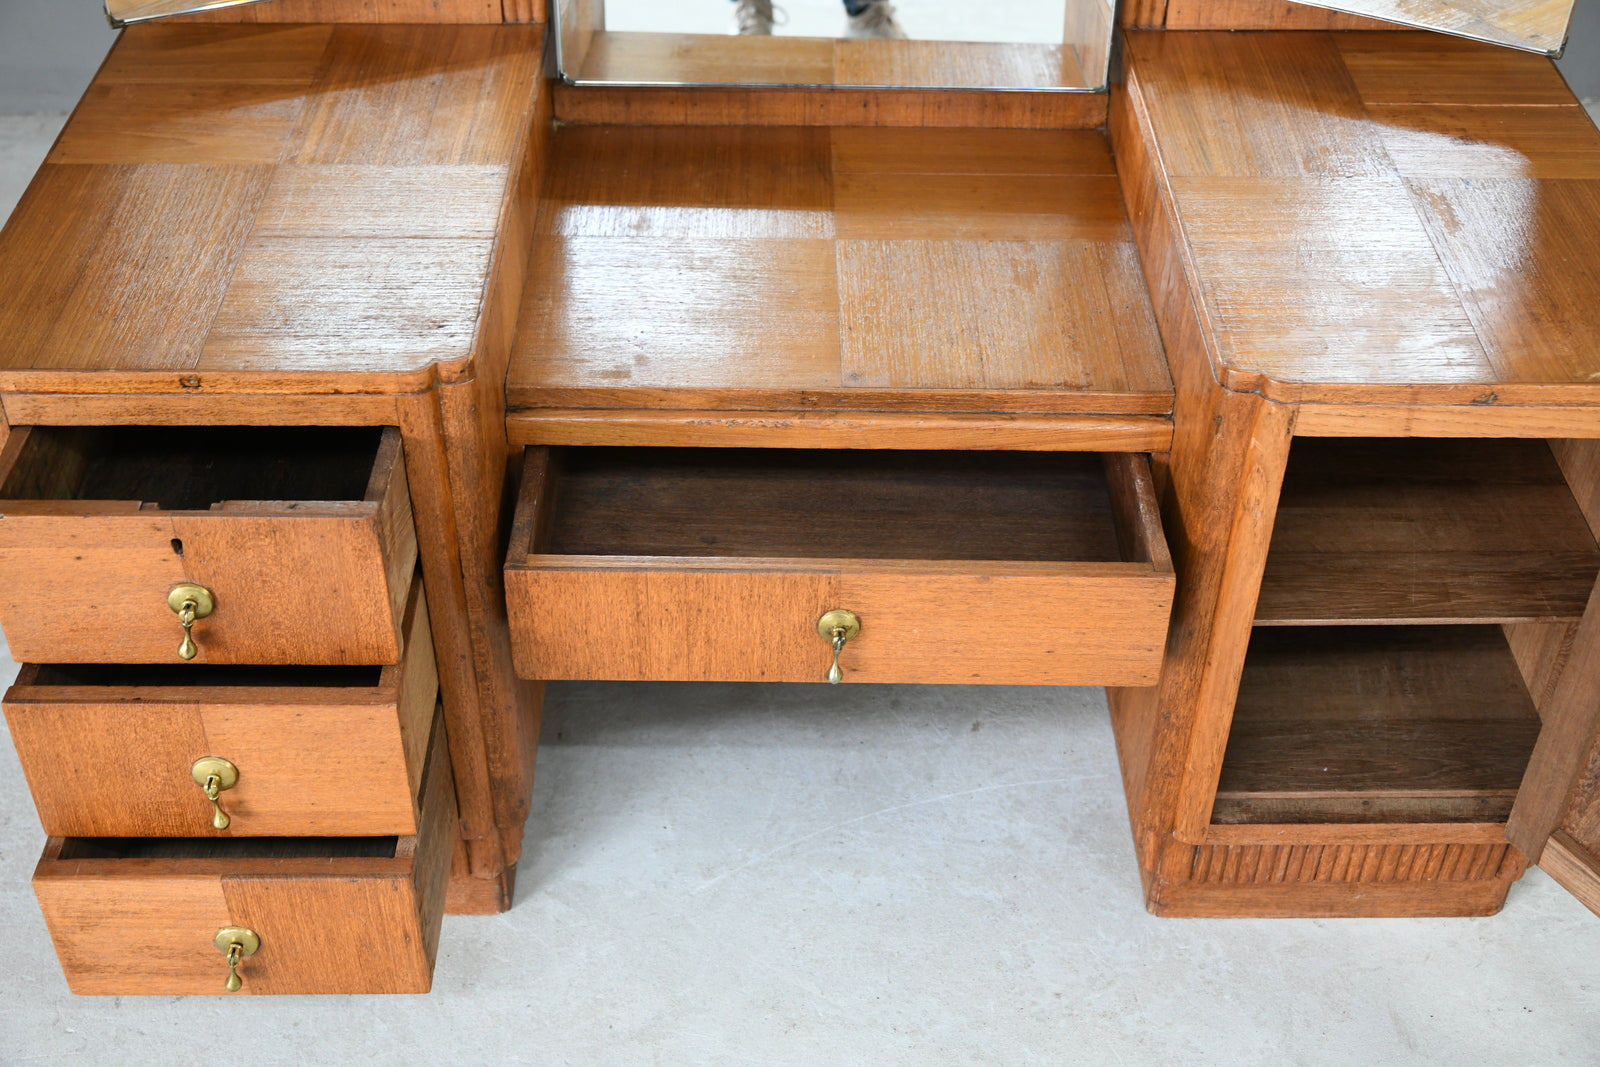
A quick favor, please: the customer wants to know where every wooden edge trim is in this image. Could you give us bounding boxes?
[364,427,404,504]
[505,446,552,568]
[1102,452,1173,572]
[1201,822,1513,846]
[1540,830,1600,918]
[553,84,1109,129]
[2,683,392,707]
[506,410,1175,453]
[521,555,1166,579]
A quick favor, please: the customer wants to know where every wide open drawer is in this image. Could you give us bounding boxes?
[504,448,1175,685]
[0,425,416,665]
[5,576,437,838]
[32,710,454,996]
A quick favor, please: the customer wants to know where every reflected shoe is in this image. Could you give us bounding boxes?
[845,1,906,38]
[733,0,775,34]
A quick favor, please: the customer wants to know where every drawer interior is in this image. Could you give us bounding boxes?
[0,425,384,509]
[535,448,1134,562]
[1215,438,1600,827]
[55,836,400,860]
[24,663,384,687]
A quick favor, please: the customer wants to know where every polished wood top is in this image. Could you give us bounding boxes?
[507,126,1172,415]
[0,24,543,395]
[1122,31,1600,407]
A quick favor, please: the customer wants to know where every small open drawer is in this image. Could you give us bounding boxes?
[32,708,454,996]
[5,576,437,838]
[504,448,1175,685]
[0,425,416,665]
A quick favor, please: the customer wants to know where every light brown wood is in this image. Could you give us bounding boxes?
[1119,31,1600,409]
[1538,831,1600,919]
[0,24,544,390]
[505,448,1174,685]
[507,410,1175,452]
[33,717,455,995]
[0,426,416,665]
[508,125,1171,420]
[173,0,503,21]
[5,581,435,838]
[554,84,1107,128]
[1165,0,1398,30]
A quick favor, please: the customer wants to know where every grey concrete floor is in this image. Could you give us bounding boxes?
[6,111,1600,1066]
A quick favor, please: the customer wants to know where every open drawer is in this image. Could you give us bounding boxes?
[31,708,454,996]
[5,577,437,838]
[504,448,1175,685]
[0,425,416,665]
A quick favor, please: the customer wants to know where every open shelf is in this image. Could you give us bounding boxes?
[1212,625,1542,826]
[1254,438,1600,626]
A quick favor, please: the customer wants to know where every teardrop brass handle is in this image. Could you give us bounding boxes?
[816,609,861,684]
[191,756,238,830]
[214,927,260,993]
[168,583,215,661]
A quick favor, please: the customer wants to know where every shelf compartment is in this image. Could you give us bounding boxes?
[1213,625,1541,826]
[1254,438,1600,626]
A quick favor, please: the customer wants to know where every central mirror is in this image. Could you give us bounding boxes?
[553,0,1112,90]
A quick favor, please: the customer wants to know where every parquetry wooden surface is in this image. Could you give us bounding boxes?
[507,126,1172,418]
[1120,31,1600,409]
[0,24,543,392]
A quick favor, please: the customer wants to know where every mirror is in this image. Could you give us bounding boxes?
[1284,0,1571,55]
[554,0,1113,90]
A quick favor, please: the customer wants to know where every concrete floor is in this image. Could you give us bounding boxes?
[7,110,1600,1066]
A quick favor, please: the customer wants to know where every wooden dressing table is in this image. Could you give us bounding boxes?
[5,0,1600,994]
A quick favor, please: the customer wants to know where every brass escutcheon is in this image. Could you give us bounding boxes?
[816,609,862,685]
[191,756,239,830]
[213,926,260,993]
[167,583,215,661]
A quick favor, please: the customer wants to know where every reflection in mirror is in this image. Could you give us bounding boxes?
[1285,0,1573,54]
[554,0,1112,90]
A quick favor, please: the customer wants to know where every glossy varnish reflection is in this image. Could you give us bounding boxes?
[508,125,1173,437]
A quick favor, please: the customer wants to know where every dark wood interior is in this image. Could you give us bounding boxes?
[0,426,382,510]
[1256,438,1600,626]
[25,663,384,688]
[57,836,400,860]
[540,447,1127,562]
[1214,625,1542,825]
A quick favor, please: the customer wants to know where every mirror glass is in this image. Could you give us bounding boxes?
[1286,0,1572,55]
[554,0,1113,90]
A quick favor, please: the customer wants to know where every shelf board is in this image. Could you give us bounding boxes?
[1213,625,1541,825]
[1254,438,1600,626]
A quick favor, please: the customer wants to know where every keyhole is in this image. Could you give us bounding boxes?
[171,538,184,557]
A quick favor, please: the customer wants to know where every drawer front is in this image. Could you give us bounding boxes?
[505,448,1175,686]
[6,581,437,838]
[510,562,1173,685]
[32,713,454,996]
[0,426,416,665]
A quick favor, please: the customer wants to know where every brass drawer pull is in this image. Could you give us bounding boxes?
[167,583,215,661]
[214,927,260,993]
[191,756,238,830]
[816,609,861,684]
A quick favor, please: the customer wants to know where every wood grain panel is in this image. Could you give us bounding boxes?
[174,0,503,21]
[1371,106,1600,180]
[1406,176,1600,387]
[1120,32,1391,178]
[99,25,334,83]
[1165,0,1398,29]
[49,84,306,166]
[829,127,1115,175]
[1539,831,1600,918]
[1336,31,1577,106]
[554,84,1106,128]
[833,174,1128,240]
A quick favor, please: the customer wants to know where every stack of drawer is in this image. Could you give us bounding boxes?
[0,425,453,995]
